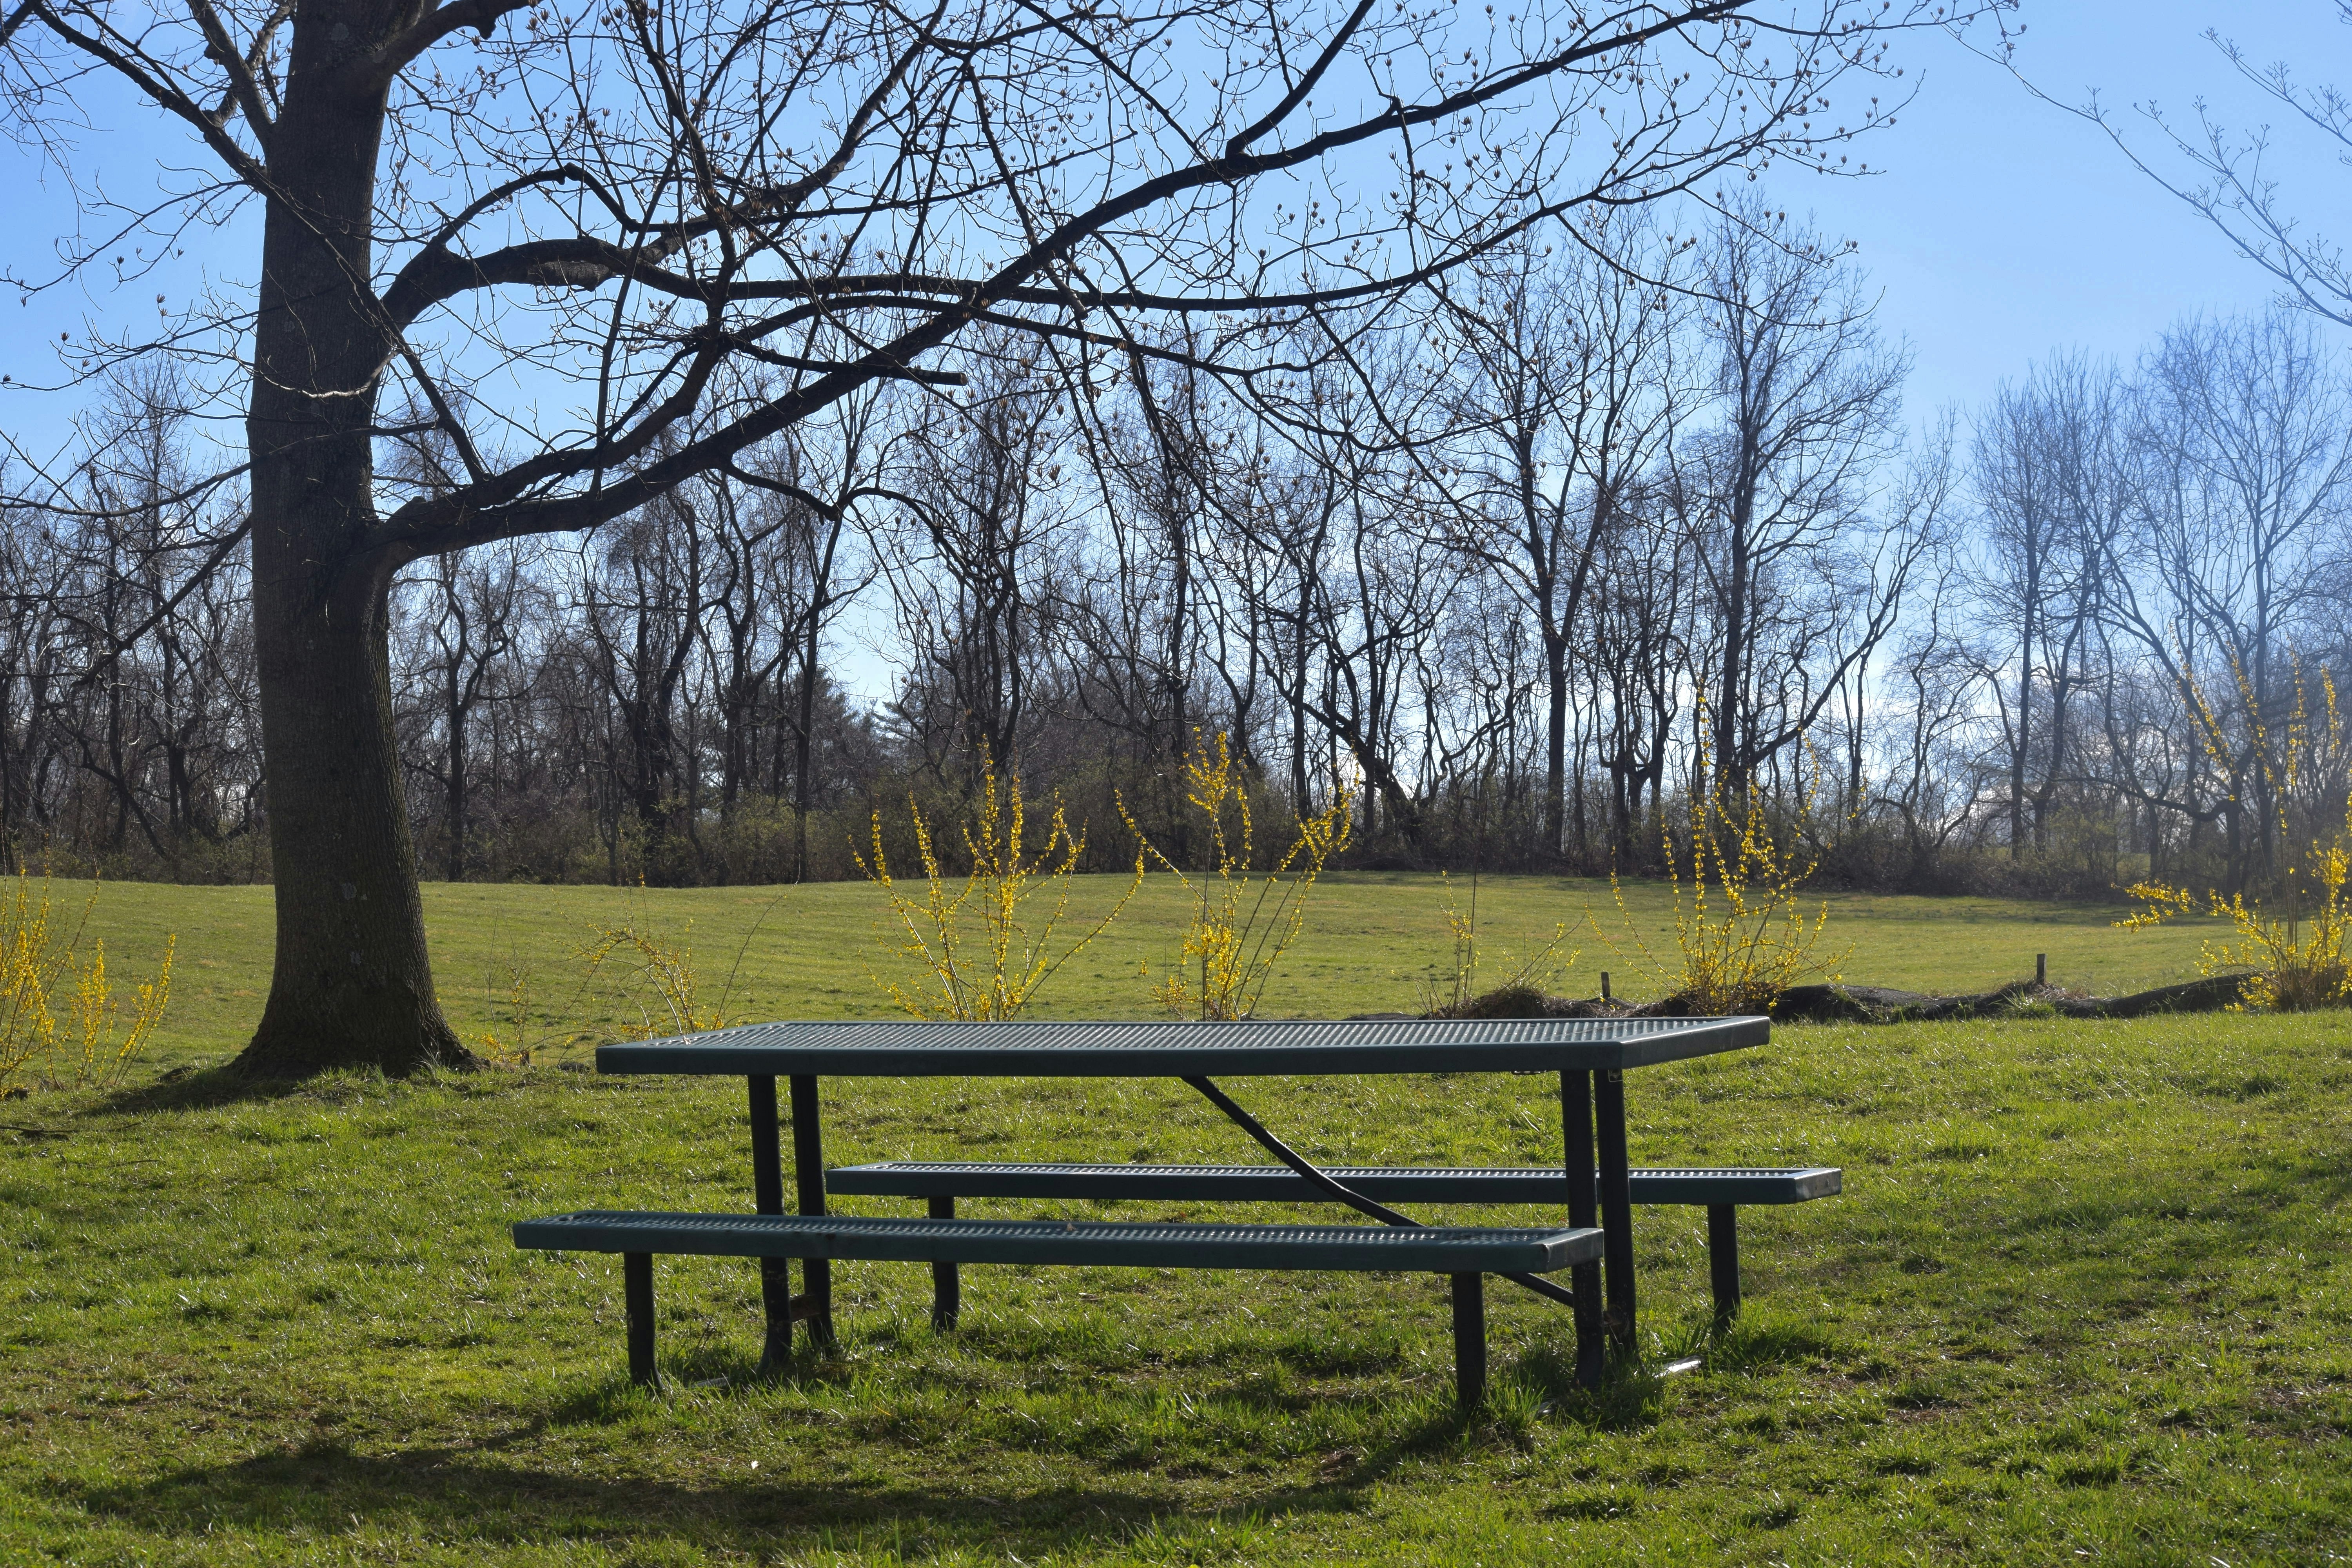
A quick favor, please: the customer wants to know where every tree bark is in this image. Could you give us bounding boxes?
[233,22,470,1076]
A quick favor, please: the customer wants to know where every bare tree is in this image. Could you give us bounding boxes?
[53,369,261,874]
[2112,311,2352,888]
[2053,3,2352,328]
[882,340,1071,784]
[1874,541,1988,886]
[575,487,708,872]
[725,393,889,882]
[1971,354,2124,858]
[3,0,1973,1070]
[1586,480,1693,862]
[0,477,75,858]
[1436,216,1690,858]
[1678,201,1910,798]
[394,540,535,880]
[1059,344,1221,851]
[1281,332,1458,845]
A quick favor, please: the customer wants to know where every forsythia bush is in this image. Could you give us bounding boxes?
[859,752,1140,1021]
[2118,662,2352,1011]
[1601,728,1842,1015]
[1124,731,1351,1022]
[2119,813,2352,1013]
[0,871,175,1093]
[574,915,728,1040]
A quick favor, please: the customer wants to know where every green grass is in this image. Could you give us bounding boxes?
[27,871,2225,1071]
[6,1014,2350,1563]
[9,875,2344,1563]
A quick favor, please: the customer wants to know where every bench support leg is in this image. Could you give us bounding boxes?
[928,1196,961,1330]
[1593,1068,1637,1353]
[1707,1203,1740,1325]
[748,1076,795,1368]
[1560,1070,1605,1388]
[1452,1272,1486,1409]
[790,1074,836,1352]
[624,1252,657,1388]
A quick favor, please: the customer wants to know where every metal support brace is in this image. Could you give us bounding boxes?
[1560,1069,1605,1388]
[1593,1068,1637,1350]
[929,1195,961,1330]
[1180,1075,1578,1310]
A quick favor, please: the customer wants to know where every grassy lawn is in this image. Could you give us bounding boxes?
[9,877,2345,1564]
[31,871,2224,1071]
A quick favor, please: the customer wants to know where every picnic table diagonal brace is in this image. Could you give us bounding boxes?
[791,1074,836,1350]
[1179,1074,1592,1357]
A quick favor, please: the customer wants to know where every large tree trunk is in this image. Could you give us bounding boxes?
[243,551,465,1074]
[233,20,470,1077]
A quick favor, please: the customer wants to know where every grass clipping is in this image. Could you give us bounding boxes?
[858,754,1140,1021]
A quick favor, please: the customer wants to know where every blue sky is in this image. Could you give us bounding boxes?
[1754,2,2347,419]
[2,3,2342,458]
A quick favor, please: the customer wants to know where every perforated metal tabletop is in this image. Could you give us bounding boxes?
[596,1014,1768,1077]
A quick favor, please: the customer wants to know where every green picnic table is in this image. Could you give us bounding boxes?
[516,1016,1825,1404]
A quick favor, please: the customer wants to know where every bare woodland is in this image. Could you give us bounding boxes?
[15,241,2352,896]
[6,0,2350,1072]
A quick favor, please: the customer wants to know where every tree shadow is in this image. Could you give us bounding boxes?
[88,1058,499,1117]
[89,1065,348,1115]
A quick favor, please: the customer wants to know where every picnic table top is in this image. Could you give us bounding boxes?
[595,1014,1769,1078]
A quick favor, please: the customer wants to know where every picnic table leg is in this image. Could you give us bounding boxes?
[790,1074,836,1351]
[1451,1272,1486,1409]
[1593,1068,1637,1353]
[748,1076,795,1368]
[624,1251,658,1388]
[928,1196,961,1330]
[1707,1203,1741,1324]
[1560,1069,1606,1387]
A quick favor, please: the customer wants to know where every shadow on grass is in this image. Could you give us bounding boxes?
[91,1065,324,1114]
[1994,1146,2352,1253]
[69,1433,1382,1557]
[89,1058,510,1117]
[75,1334,1676,1557]
[0,1065,324,1124]
[1699,1310,1844,1377]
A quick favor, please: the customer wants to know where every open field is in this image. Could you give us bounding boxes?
[27,871,2227,1071]
[5,1011,2350,1564]
[9,875,2343,1563]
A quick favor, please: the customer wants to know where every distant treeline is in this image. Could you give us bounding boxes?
[5,211,2347,899]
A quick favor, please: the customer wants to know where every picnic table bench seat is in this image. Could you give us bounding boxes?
[514,1210,1604,1405]
[827,1162,1843,1323]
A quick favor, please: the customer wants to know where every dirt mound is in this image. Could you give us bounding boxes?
[1395,972,2253,1024]
[1761,973,2249,1022]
